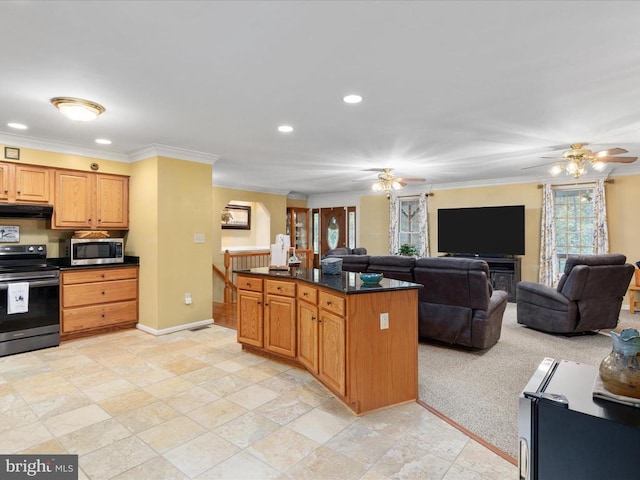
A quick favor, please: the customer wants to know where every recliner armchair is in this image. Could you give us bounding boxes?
[516,254,635,334]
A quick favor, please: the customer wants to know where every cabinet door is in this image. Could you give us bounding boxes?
[53,170,93,228]
[96,174,129,229]
[15,165,50,204]
[0,163,11,202]
[264,294,296,358]
[298,300,318,373]
[237,289,263,348]
[319,309,346,396]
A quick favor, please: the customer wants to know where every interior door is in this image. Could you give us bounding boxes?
[320,207,347,256]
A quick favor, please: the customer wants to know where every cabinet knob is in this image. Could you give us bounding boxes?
[303,292,308,297]
[246,282,251,287]
[3,190,7,194]
[16,191,20,194]
[277,287,282,291]
[312,316,317,321]
[88,218,92,222]
[326,301,332,306]
[101,291,105,295]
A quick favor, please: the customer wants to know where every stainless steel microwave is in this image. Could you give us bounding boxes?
[61,238,125,266]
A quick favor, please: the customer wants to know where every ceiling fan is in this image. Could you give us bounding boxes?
[522,143,637,179]
[369,168,426,194]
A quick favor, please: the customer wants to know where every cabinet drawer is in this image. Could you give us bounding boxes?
[298,284,317,304]
[319,291,345,316]
[265,279,296,297]
[62,300,137,333]
[62,267,138,285]
[237,275,262,292]
[63,279,138,307]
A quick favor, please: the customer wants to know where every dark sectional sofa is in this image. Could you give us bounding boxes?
[325,248,509,349]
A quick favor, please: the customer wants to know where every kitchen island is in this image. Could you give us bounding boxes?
[235,267,421,414]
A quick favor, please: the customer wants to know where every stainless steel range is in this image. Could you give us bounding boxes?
[0,245,60,357]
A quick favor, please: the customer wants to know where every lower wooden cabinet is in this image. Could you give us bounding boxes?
[297,297,319,372]
[60,266,138,338]
[318,308,346,396]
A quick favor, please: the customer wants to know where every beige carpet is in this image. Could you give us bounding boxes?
[417,303,640,458]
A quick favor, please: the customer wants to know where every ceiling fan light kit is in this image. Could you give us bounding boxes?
[531,143,638,179]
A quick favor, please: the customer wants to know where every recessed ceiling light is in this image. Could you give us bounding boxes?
[278,125,293,133]
[7,122,28,130]
[95,138,112,145]
[343,94,363,104]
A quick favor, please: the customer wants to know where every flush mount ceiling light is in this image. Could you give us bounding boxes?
[50,97,105,122]
[95,138,112,145]
[7,122,28,130]
[277,125,293,133]
[343,94,363,104]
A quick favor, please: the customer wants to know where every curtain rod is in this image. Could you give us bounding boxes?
[537,179,614,189]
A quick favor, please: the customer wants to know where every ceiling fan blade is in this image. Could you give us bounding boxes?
[597,156,637,163]
[592,148,628,157]
[521,161,558,170]
[398,177,426,182]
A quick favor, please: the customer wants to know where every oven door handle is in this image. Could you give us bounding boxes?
[0,279,60,290]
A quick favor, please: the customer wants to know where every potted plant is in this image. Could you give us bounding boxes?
[398,244,419,257]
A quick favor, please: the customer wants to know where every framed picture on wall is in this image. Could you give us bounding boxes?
[221,204,251,230]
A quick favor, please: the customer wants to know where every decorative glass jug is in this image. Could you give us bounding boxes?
[599,328,640,398]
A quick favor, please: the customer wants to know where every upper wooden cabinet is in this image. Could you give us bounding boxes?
[0,162,51,204]
[53,170,129,230]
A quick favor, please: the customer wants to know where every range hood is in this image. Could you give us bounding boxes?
[0,204,54,219]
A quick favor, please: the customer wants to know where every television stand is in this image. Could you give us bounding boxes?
[476,256,520,302]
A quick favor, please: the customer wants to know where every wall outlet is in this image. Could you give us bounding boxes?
[380,312,389,330]
[185,293,192,305]
[193,233,205,243]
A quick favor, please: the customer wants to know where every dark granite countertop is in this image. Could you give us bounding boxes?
[235,267,421,295]
[47,256,140,270]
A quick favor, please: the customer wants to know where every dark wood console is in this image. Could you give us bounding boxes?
[479,257,521,302]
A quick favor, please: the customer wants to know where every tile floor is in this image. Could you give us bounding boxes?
[0,325,517,479]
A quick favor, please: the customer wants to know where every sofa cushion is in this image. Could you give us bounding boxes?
[557,253,626,291]
[324,247,352,257]
[367,256,416,281]
[340,255,371,272]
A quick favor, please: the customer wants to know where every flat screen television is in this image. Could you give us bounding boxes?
[437,205,525,256]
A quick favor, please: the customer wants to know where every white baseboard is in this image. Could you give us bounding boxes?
[136,318,214,336]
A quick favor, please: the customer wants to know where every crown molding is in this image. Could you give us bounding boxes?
[212,180,291,196]
[128,144,220,164]
[0,132,129,162]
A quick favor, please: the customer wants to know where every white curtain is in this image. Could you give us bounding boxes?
[418,193,430,257]
[539,183,559,286]
[389,193,400,255]
[593,179,610,254]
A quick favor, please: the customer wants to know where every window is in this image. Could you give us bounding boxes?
[398,197,421,248]
[553,187,595,272]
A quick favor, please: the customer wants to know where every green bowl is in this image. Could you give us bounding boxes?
[360,273,383,285]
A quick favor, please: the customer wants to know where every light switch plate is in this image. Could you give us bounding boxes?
[193,233,205,243]
[380,312,389,330]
